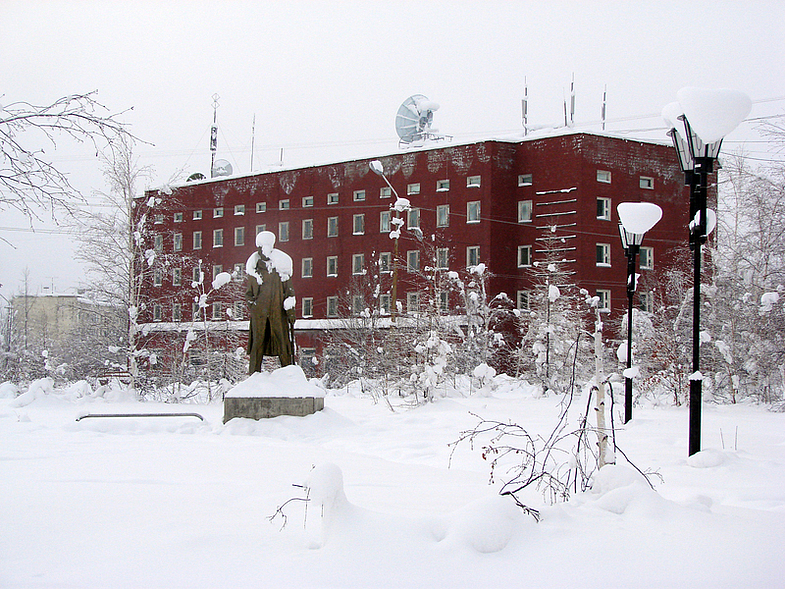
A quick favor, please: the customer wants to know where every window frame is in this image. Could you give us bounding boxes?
[353,213,365,235]
[518,173,533,187]
[407,249,420,273]
[517,245,532,268]
[278,221,289,242]
[467,201,481,223]
[596,243,611,267]
[301,257,313,278]
[466,175,481,188]
[212,228,224,248]
[234,226,245,247]
[596,197,612,221]
[436,204,450,228]
[327,216,338,238]
[326,255,338,277]
[352,253,365,275]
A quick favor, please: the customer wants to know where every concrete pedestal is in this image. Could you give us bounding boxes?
[223,396,324,423]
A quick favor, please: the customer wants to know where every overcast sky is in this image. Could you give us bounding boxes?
[2,0,784,297]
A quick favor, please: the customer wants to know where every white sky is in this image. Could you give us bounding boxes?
[2,0,784,297]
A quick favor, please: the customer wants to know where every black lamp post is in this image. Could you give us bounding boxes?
[617,202,662,424]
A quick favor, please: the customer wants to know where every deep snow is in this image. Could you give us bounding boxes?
[1,377,784,589]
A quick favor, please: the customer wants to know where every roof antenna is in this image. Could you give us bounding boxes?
[569,73,575,127]
[210,93,219,178]
[250,114,255,173]
[522,78,529,136]
[601,85,608,131]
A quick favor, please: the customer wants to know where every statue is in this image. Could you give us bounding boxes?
[245,231,296,373]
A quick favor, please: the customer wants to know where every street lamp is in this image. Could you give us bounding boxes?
[617,202,662,424]
[369,160,410,320]
[663,88,751,456]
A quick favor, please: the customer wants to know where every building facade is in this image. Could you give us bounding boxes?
[135,132,692,371]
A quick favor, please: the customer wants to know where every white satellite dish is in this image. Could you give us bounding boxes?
[395,95,447,147]
[212,159,233,177]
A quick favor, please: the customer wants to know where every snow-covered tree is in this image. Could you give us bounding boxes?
[1,92,133,221]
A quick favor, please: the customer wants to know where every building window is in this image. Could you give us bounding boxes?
[379,252,392,273]
[234,204,245,215]
[407,292,420,313]
[467,175,481,188]
[278,199,289,210]
[279,221,289,242]
[518,245,532,267]
[407,250,420,273]
[407,183,420,196]
[327,216,338,237]
[212,264,222,280]
[173,233,183,252]
[639,291,654,313]
[328,192,339,205]
[213,207,223,218]
[256,202,267,213]
[407,208,420,230]
[172,267,181,286]
[232,301,244,320]
[436,204,450,228]
[596,289,611,313]
[517,290,530,311]
[172,303,181,323]
[174,212,183,223]
[302,218,313,240]
[213,229,224,248]
[467,201,481,223]
[380,186,392,199]
[640,176,654,190]
[436,179,450,192]
[326,256,338,277]
[352,295,364,315]
[379,294,391,315]
[436,247,449,270]
[154,215,163,224]
[302,257,313,278]
[256,224,266,235]
[234,227,245,247]
[353,189,366,202]
[154,234,163,252]
[192,301,200,320]
[435,291,447,313]
[233,263,244,278]
[153,304,162,321]
[597,170,612,183]
[518,200,533,223]
[302,196,314,207]
[352,253,365,275]
[193,231,202,250]
[353,214,365,235]
[212,302,222,320]
[518,174,533,187]
[302,297,313,318]
[326,296,339,317]
[597,197,611,220]
[640,246,654,270]
[153,268,163,287]
[596,243,611,266]
[192,267,201,284]
[193,210,203,220]
[380,210,391,233]
[467,246,480,267]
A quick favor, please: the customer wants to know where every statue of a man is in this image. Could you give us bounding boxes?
[245,231,296,373]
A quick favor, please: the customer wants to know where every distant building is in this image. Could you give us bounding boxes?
[134,132,696,372]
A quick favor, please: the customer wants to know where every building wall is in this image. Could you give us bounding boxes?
[135,133,693,361]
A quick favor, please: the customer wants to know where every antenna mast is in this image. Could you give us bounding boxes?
[602,85,607,131]
[210,93,220,178]
[250,114,256,173]
[522,78,528,136]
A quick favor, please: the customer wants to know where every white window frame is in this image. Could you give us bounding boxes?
[173,233,182,252]
[279,199,290,211]
[352,295,364,316]
[407,183,420,196]
[353,189,366,202]
[154,234,163,252]
[174,212,183,223]
[326,256,338,277]
[596,289,611,313]
[302,218,313,240]
[256,202,267,213]
[518,174,533,187]
[379,252,392,274]
[407,250,420,273]
[327,192,339,205]
[234,204,245,215]
[278,221,289,242]
[516,290,530,311]
[172,267,182,286]
[172,303,181,323]
[406,291,420,313]
[597,197,612,220]
[234,226,245,247]
[301,257,313,278]
[380,186,392,199]
[193,210,203,220]
[596,243,611,267]
[436,247,449,270]
[518,245,532,267]
[597,170,612,184]
[640,246,654,270]
[380,210,391,233]
[518,200,533,223]
[407,208,420,230]
[352,253,365,275]
[640,176,654,190]
[436,204,450,228]
[193,231,202,250]
[327,216,338,237]
[213,207,223,218]
[379,294,391,315]
[466,175,481,188]
[467,246,480,268]
[302,297,314,318]
[353,213,365,235]
[467,201,481,223]
[326,296,339,317]
[302,196,314,207]
[436,179,450,192]
[213,228,224,248]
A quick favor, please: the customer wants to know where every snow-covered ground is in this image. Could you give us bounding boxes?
[2,376,784,589]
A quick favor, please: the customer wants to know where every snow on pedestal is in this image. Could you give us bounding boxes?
[223,365,324,423]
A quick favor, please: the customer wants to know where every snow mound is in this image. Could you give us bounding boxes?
[226,365,325,399]
[587,464,665,516]
[687,448,729,468]
[0,381,20,399]
[11,377,55,407]
[440,495,531,553]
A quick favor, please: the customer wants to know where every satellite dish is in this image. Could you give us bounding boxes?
[395,95,446,147]
[212,159,233,177]
[187,172,205,182]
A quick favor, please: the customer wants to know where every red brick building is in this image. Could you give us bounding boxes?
[135,132,691,372]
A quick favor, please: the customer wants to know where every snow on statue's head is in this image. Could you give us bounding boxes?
[255,231,276,256]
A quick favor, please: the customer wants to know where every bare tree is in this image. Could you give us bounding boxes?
[1,91,134,221]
